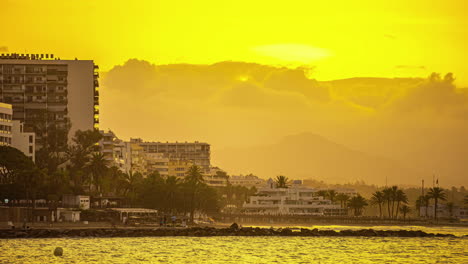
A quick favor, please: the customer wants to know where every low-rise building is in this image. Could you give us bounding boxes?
[420,204,468,219]
[243,186,347,216]
[229,174,266,188]
[62,194,90,210]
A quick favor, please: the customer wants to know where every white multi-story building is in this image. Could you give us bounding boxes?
[0,53,99,149]
[0,102,35,161]
[0,102,12,146]
[229,174,266,188]
[11,120,35,162]
[137,140,211,172]
[99,130,125,171]
[204,167,228,187]
[243,186,347,216]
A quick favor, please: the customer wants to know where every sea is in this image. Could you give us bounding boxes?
[1,225,467,263]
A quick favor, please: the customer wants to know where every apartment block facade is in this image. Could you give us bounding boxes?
[136,139,211,172]
[0,102,12,146]
[0,102,35,161]
[0,53,99,149]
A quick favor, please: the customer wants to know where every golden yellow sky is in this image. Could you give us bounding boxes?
[2,0,468,85]
[2,0,468,185]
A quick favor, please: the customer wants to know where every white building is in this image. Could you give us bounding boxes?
[243,186,347,216]
[204,167,228,187]
[0,102,12,146]
[229,174,266,188]
[62,194,90,210]
[11,120,35,162]
[99,130,126,171]
[0,103,35,161]
[420,204,468,219]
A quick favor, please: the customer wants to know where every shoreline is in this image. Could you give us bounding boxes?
[0,226,464,239]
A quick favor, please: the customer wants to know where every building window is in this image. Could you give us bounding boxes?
[29,146,33,154]
[29,135,33,143]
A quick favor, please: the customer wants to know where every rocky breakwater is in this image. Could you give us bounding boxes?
[0,224,461,239]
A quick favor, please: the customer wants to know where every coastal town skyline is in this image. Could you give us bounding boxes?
[1,1,467,263]
[3,1,468,187]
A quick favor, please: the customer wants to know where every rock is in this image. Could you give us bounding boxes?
[230,223,239,230]
[54,247,63,256]
[280,228,293,236]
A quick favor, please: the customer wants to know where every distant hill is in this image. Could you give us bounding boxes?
[213,132,426,186]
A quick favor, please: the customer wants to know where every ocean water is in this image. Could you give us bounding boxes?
[1,226,467,263]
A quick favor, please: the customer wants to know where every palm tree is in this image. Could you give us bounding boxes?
[336,193,350,209]
[316,190,328,198]
[394,189,408,219]
[275,175,289,188]
[327,190,337,203]
[427,187,447,219]
[389,186,399,218]
[121,170,143,206]
[185,165,205,223]
[423,194,431,218]
[400,205,411,220]
[164,176,180,214]
[370,191,385,218]
[347,195,368,216]
[86,153,108,193]
[382,187,392,218]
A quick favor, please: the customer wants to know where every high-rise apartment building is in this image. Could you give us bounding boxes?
[135,139,211,172]
[0,53,99,149]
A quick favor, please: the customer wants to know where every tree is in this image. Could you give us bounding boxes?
[400,205,411,220]
[0,146,35,183]
[275,175,289,188]
[347,195,368,216]
[389,186,399,218]
[464,195,468,205]
[394,189,408,219]
[382,187,393,218]
[336,193,350,209]
[121,170,144,206]
[163,176,181,214]
[185,165,205,223]
[370,191,385,218]
[427,187,447,219]
[86,153,108,194]
[327,190,337,203]
[316,190,328,198]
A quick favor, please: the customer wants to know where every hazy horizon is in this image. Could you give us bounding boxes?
[95,59,468,187]
[2,0,467,186]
